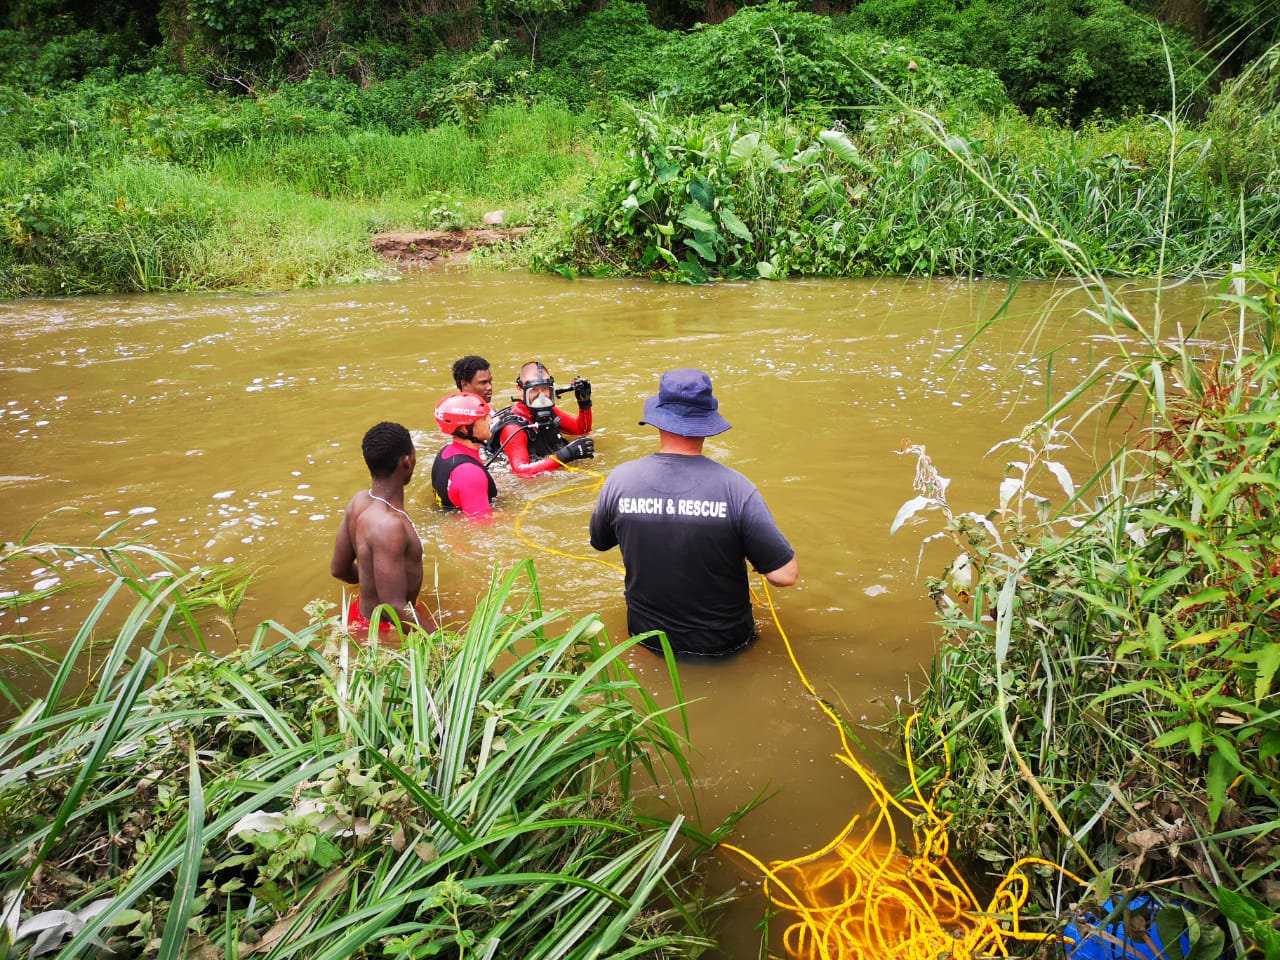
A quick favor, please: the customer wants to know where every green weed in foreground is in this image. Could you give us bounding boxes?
[896,271,1280,955]
[0,552,715,959]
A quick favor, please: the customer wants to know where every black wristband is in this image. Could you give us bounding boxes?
[577,398,592,409]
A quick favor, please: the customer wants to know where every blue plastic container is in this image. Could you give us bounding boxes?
[1062,896,1192,960]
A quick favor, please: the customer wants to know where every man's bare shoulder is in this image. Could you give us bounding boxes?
[355,503,410,542]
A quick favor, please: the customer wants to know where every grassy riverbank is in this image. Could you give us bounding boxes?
[892,267,1280,955]
[6,85,1278,297]
[3,1,1279,296]
[525,103,1280,283]
[0,81,595,296]
[0,551,715,958]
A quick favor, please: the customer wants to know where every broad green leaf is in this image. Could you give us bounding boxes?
[726,133,761,173]
[1156,905,1190,960]
[677,203,716,232]
[1193,924,1226,960]
[1139,565,1191,607]
[718,208,754,242]
[688,177,715,212]
[1150,724,1194,749]
[818,130,870,171]
[1089,677,1169,707]
[1206,748,1231,825]
[1170,623,1247,649]
[1140,510,1205,539]
[1254,644,1280,701]
[789,144,822,167]
[1057,585,1133,623]
[1188,721,1204,756]
[311,834,342,868]
[756,261,777,280]
[684,236,716,262]
[1260,731,1280,762]
[1094,866,1114,903]
[1145,612,1167,659]
[1216,887,1269,927]
[678,256,708,283]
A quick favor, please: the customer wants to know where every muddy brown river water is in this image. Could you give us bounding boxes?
[0,269,1211,954]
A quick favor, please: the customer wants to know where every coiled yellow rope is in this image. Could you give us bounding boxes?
[511,461,1088,958]
[720,579,1087,959]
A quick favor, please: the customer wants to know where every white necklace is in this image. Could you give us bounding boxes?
[367,490,421,540]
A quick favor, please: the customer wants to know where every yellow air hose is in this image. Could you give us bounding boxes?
[511,459,1088,959]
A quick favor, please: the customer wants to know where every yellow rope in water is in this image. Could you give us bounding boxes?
[508,462,1087,957]
[720,578,1088,960]
[510,458,622,573]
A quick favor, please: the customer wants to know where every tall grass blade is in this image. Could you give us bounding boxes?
[157,740,205,960]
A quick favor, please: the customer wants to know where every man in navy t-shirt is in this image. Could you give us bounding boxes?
[589,368,798,656]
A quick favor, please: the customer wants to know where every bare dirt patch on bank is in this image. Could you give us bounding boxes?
[372,228,530,268]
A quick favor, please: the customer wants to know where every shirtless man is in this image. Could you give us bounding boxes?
[330,421,431,632]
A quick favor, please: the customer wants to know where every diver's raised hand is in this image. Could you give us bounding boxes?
[572,377,592,409]
[555,437,595,463]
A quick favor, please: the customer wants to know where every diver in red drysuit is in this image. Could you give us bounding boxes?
[490,361,595,477]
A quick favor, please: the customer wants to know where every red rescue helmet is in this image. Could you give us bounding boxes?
[435,391,491,437]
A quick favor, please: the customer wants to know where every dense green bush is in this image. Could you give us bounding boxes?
[185,0,327,70]
[532,0,667,104]
[535,105,1280,282]
[1203,0,1280,74]
[657,2,872,115]
[1204,44,1280,192]
[846,0,1208,120]
[271,42,536,129]
[831,32,1010,114]
[649,2,1008,120]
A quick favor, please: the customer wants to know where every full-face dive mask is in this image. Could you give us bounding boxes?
[516,362,557,422]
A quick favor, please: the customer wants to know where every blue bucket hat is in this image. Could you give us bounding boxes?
[639,368,732,437]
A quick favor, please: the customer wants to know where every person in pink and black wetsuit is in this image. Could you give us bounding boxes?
[431,392,498,520]
[488,360,595,477]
